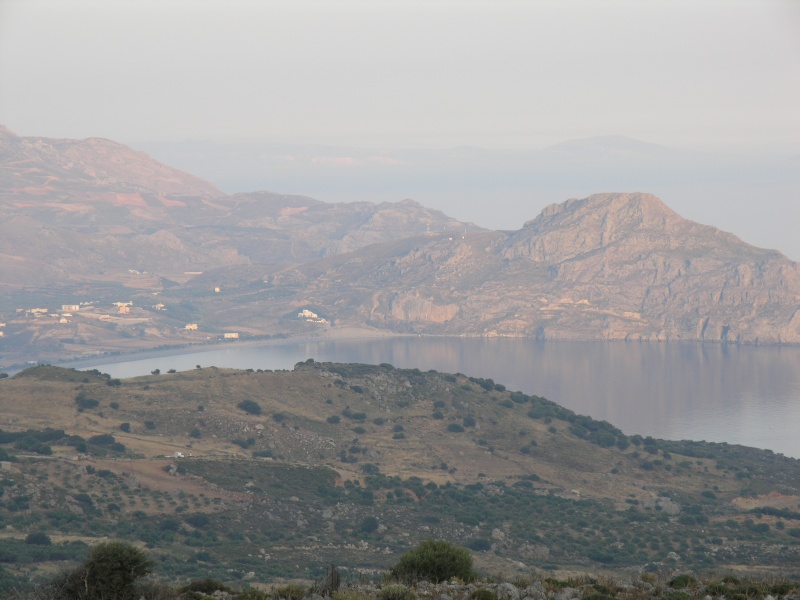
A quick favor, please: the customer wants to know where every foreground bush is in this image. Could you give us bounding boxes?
[380,584,415,600]
[26,541,153,600]
[390,539,475,583]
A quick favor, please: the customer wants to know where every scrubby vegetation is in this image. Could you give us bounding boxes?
[390,539,475,583]
[0,363,798,592]
[6,539,800,599]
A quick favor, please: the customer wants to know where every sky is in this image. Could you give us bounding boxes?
[1,0,799,256]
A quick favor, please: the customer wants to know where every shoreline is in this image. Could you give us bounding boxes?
[52,325,407,372]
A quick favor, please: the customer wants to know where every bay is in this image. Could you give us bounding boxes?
[84,338,800,459]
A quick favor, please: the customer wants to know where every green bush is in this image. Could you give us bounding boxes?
[380,584,415,600]
[45,541,154,600]
[471,590,497,600]
[660,592,690,600]
[274,583,308,600]
[238,399,262,415]
[467,538,491,552]
[75,395,100,409]
[25,532,52,546]
[181,577,232,595]
[361,515,379,533]
[669,575,697,589]
[334,591,369,600]
[390,538,475,583]
[238,589,268,600]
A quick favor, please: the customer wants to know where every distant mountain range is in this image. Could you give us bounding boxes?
[1,126,799,365]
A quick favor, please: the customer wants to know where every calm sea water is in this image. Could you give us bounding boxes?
[84,338,800,459]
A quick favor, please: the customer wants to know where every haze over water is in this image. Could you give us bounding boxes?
[85,339,800,460]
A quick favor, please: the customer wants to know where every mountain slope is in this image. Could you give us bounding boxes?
[2,127,800,365]
[0,127,475,290]
[0,363,797,585]
[199,192,799,344]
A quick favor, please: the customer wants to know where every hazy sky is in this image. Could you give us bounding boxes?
[1,0,798,257]
[1,0,798,151]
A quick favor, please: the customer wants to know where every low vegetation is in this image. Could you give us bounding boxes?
[7,540,800,599]
[0,363,798,593]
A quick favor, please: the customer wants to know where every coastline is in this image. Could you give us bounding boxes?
[53,325,406,373]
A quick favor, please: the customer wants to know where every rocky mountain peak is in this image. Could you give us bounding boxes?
[532,192,678,228]
[507,193,687,263]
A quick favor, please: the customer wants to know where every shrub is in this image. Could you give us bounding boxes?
[144,420,156,430]
[181,578,233,595]
[237,399,262,415]
[471,590,497,600]
[380,584,415,600]
[239,589,268,600]
[334,591,369,600]
[669,575,697,589]
[390,538,475,583]
[467,538,491,552]
[447,424,465,433]
[184,513,211,528]
[274,583,308,600]
[75,395,99,409]
[119,422,131,433]
[660,592,690,600]
[25,532,52,546]
[327,415,341,424]
[88,434,126,453]
[343,409,367,421]
[48,541,154,600]
[361,516,380,533]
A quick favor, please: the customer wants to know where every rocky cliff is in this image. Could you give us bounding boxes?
[2,125,799,361]
[261,193,800,344]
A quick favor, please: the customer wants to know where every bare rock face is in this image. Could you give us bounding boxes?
[491,193,800,344]
[389,294,460,323]
[299,193,800,344]
[2,125,798,353]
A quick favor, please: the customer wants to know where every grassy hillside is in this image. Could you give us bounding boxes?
[0,363,798,592]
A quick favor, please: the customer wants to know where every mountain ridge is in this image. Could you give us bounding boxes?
[1,128,799,366]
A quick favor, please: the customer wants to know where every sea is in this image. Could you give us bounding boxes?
[81,337,800,459]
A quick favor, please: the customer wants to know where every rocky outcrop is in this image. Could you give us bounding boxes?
[490,193,800,343]
[280,193,800,344]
